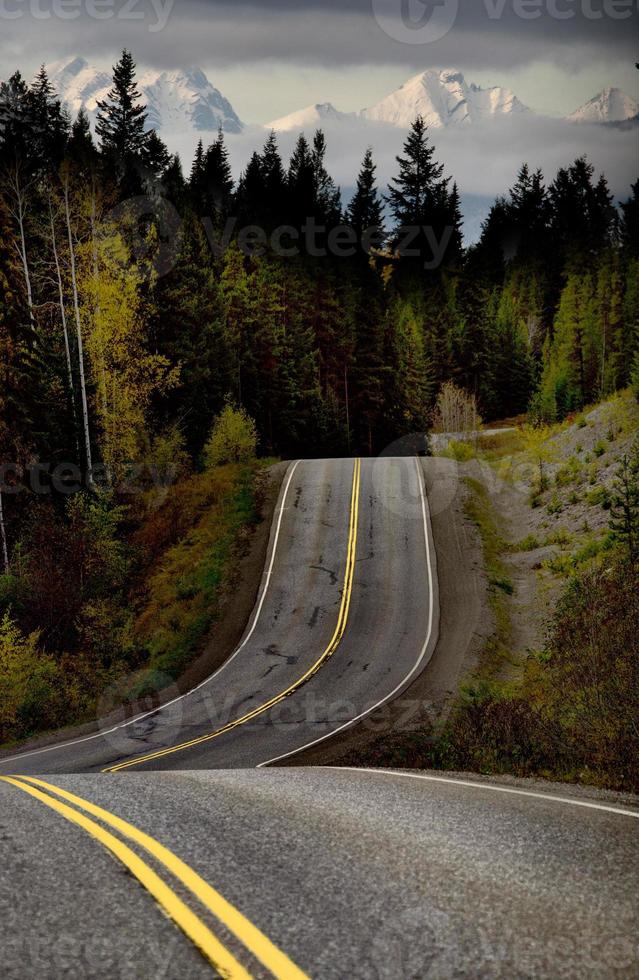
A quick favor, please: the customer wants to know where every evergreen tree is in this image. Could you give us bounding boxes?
[610,448,639,563]
[618,258,639,389]
[189,139,206,210]
[142,129,171,182]
[446,182,464,266]
[386,116,456,273]
[287,133,316,228]
[347,147,384,252]
[151,213,227,453]
[66,108,98,174]
[235,151,265,226]
[260,131,287,230]
[312,130,341,226]
[95,50,148,180]
[386,297,433,433]
[0,72,33,169]
[163,154,187,210]
[387,116,445,230]
[620,180,639,258]
[549,157,615,267]
[201,128,234,222]
[29,66,69,170]
[507,164,551,264]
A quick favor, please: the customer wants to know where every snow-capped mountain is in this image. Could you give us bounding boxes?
[268,69,530,134]
[47,57,243,135]
[46,56,111,118]
[567,87,639,124]
[361,68,530,129]
[268,102,355,133]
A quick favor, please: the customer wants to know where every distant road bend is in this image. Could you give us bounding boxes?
[0,456,438,774]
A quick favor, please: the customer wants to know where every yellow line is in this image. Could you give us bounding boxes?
[0,776,251,980]
[13,776,309,980]
[106,458,361,773]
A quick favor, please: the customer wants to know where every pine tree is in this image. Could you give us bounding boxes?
[95,50,148,179]
[201,128,234,222]
[610,448,639,563]
[348,147,384,251]
[386,296,433,433]
[312,130,341,226]
[29,66,69,170]
[163,154,187,210]
[142,129,170,182]
[446,182,464,266]
[618,258,639,390]
[67,108,98,174]
[386,116,456,273]
[235,151,265,226]
[0,72,33,169]
[507,164,551,265]
[620,180,639,258]
[150,213,226,453]
[287,133,316,228]
[189,139,206,210]
[549,157,615,268]
[260,131,287,230]
[387,117,445,229]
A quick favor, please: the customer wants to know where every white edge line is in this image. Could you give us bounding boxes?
[257,456,438,768]
[317,767,639,820]
[0,460,302,766]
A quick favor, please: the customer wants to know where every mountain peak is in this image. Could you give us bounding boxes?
[268,101,352,132]
[58,56,89,77]
[361,68,529,128]
[568,87,639,124]
[47,57,243,134]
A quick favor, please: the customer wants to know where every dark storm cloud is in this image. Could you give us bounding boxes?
[1,0,637,73]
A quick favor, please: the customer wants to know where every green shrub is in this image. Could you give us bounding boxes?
[442,439,475,462]
[514,534,541,552]
[556,456,583,487]
[204,404,258,468]
[586,485,611,509]
[0,613,68,742]
[547,493,563,515]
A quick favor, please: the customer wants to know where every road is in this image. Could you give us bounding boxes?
[1,768,638,979]
[2,456,637,978]
[0,457,438,774]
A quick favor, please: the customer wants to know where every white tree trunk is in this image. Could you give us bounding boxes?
[63,175,94,487]
[5,166,36,333]
[0,488,9,574]
[49,196,80,459]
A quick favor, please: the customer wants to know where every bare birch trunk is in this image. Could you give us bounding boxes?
[49,196,80,460]
[6,166,36,333]
[0,488,9,573]
[63,174,94,487]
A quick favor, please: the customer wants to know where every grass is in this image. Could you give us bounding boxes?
[463,477,515,677]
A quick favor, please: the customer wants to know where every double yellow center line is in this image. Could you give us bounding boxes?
[106,458,362,772]
[1,774,309,979]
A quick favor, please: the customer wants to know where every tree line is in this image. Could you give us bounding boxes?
[1,49,638,571]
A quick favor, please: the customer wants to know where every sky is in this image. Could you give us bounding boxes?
[1,0,638,122]
[2,0,637,237]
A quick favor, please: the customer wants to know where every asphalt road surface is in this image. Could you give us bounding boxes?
[2,457,637,979]
[0,457,438,775]
[1,768,637,979]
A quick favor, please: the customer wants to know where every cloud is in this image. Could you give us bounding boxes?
[1,0,637,76]
[166,113,639,206]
